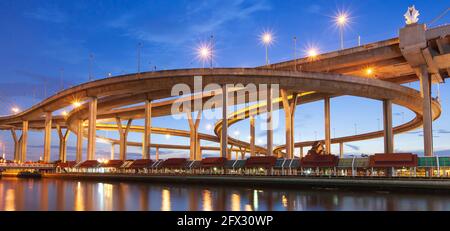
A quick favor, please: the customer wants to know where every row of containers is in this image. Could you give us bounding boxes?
[56,153,450,177]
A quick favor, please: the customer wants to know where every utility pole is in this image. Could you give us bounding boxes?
[137,42,143,74]
[89,53,94,81]
[293,36,297,71]
[210,35,214,69]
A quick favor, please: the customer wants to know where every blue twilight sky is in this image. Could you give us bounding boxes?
[0,0,449,161]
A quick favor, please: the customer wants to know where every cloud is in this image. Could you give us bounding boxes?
[107,0,271,46]
[24,7,67,23]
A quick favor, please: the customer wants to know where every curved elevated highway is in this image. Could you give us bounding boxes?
[0,23,448,163]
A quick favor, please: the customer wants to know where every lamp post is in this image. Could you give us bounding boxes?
[260,32,273,65]
[335,13,348,50]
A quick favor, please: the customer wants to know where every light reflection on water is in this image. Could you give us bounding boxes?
[0,177,450,211]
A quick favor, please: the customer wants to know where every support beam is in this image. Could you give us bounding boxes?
[21,120,28,163]
[281,89,299,158]
[110,144,115,160]
[419,66,434,157]
[250,115,256,156]
[155,147,159,160]
[56,125,70,162]
[299,147,303,159]
[221,85,228,159]
[383,99,394,153]
[339,142,344,158]
[267,86,273,156]
[324,97,331,154]
[87,97,97,160]
[142,99,152,159]
[116,117,133,161]
[76,120,83,163]
[43,111,52,163]
[187,110,202,160]
[10,128,21,162]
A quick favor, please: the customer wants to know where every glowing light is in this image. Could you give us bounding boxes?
[72,101,82,108]
[260,31,274,46]
[61,110,68,116]
[365,68,374,75]
[336,13,348,26]
[11,107,20,113]
[307,48,318,57]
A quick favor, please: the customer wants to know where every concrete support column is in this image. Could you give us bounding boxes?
[56,125,70,162]
[21,120,28,163]
[155,147,159,160]
[281,89,299,159]
[299,147,303,159]
[143,100,152,159]
[116,118,133,161]
[267,86,273,156]
[221,85,228,159]
[187,110,201,161]
[339,142,344,158]
[250,115,256,156]
[10,129,21,162]
[419,66,434,157]
[43,111,52,162]
[383,99,394,153]
[110,144,115,160]
[324,97,331,154]
[87,97,97,160]
[76,119,83,163]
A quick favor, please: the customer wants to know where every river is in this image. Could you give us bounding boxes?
[0,177,449,211]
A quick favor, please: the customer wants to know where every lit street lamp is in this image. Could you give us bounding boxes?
[335,13,348,49]
[260,31,274,65]
[11,107,20,114]
[197,43,212,68]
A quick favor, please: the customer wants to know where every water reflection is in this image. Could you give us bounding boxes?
[0,177,450,211]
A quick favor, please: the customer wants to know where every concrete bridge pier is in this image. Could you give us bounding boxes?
[87,97,97,160]
[281,89,299,159]
[383,99,394,153]
[324,97,331,154]
[21,120,28,163]
[43,111,52,162]
[250,115,256,156]
[10,128,21,162]
[220,85,228,159]
[266,85,273,156]
[142,99,152,159]
[419,66,434,157]
[115,117,133,160]
[76,119,83,163]
[187,110,201,160]
[339,142,344,158]
[56,124,70,162]
[110,143,115,160]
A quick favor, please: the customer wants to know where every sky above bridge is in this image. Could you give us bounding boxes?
[0,0,449,161]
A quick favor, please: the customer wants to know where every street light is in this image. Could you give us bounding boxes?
[260,31,274,65]
[197,43,212,68]
[72,101,82,108]
[335,13,349,49]
[307,47,318,58]
[11,107,20,114]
